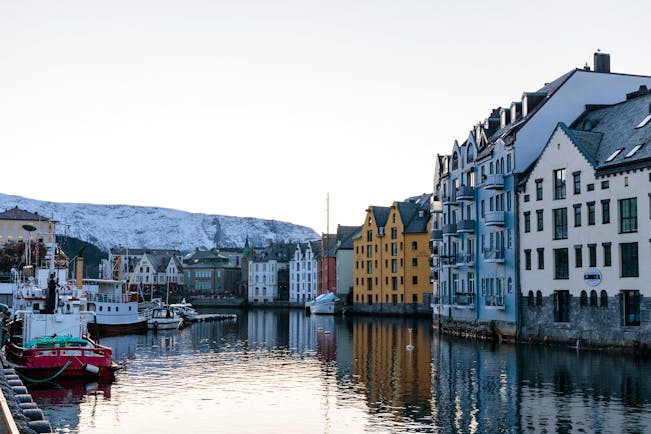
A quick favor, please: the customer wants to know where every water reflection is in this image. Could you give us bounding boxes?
[28,309,651,434]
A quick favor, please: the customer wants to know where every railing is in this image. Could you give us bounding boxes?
[87,293,130,303]
[482,248,505,262]
[440,255,456,266]
[456,185,475,200]
[456,254,474,265]
[457,219,475,232]
[484,294,505,308]
[442,223,457,235]
[454,293,475,307]
[482,173,504,189]
[485,211,505,226]
[430,229,443,241]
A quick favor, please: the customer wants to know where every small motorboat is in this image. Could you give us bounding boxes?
[147,307,183,330]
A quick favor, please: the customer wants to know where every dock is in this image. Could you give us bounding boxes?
[186,313,237,323]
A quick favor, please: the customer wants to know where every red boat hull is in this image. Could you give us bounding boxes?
[5,341,118,381]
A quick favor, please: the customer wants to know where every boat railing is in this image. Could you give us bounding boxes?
[24,346,110,359]
[87,293,130,303]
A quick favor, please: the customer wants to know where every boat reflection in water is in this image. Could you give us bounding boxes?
[30,309,651,434]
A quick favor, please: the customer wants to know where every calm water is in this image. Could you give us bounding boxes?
[27,309,651,433]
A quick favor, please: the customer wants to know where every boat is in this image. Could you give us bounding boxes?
[147,307,183,330]
[83,279,148,337]
[168,298,199,322]
[5,264,118,381]
[308,292,343,315]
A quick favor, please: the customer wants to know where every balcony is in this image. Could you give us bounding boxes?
[482,173,504,189]
[430,229,443,241]
[456,253,474,266]
[484,294,505,310]
[456,185,475,201]
[482,248,505,263]
[440,255,456,267]
[442,194,458,206]
[454,293,475,309]
[442,223,457,236]
[457,219,475,233]
[485,211,505,226]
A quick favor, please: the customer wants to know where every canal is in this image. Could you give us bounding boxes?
[28,309,651,433]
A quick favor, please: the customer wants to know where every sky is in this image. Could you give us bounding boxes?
[1,0,650,235]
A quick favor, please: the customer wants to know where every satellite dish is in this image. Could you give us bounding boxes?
[22,224,37,232]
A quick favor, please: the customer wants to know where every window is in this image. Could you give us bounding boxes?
[635,115,651,129]
[391,259,397,272]
[575,245,582,268]
[367,230,373,242]
[391,227,397,239]
[553,169,566,199]
[622,290,641,326]
[603,243,612,267]
[554,290,570,322]
[619,198,638,233]
[536,290,543,306]
[587,202,596,225]
[524,249,532,270]
[600,290,608,307]
[573,172,581,194]
[588,244,597,267]
[573,204,582,227]
[535,179,543,200]
[602,200,610,224]
[524,211,531,233]
[590,290,598,307]
[620,242,639,277]
[536,209,544,231]
[537,248,544,269]
[605,148,623,162]
[587,183,594,191]
[527,290,534,306]
[411,241,418,250]
[553,208,567,239]
[580,290,587,306]
[601,180,609,189]
[412,276,418,284]
[554,248,569,279]
[412,258,418,267]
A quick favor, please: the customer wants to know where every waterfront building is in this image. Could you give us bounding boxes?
[183,249,240,297]
[289,241,320,303]
[518,86,651,347]
[105,247,181,283]
[352,198,432,315]
[0,207,55,245]
[247,259,279,303]
[431,53,651,340]
[334,225,361,304]
[131,252,184,290]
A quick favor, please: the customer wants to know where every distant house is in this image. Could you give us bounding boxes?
[334,225,361,304]
[289,241,320,303]
[183,249,241,297]
[131,252,184,291]
[0,207,56,246]
[247,241,295,303]
[106,247,181,284]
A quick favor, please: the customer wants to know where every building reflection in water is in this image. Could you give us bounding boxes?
[352,317,433,430]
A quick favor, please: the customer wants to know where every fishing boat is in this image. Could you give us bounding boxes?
[308,292,343,315]
[147,307,183,330]
[83,278,147,337]
[5,264,118,381]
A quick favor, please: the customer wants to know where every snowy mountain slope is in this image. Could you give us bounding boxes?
[0,193,319,251]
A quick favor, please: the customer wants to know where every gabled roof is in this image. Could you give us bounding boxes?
[337,226,361,249]
[396,201,430,234]
[569,91,651,174]
[0,207,52,222]
[370,206,391,228]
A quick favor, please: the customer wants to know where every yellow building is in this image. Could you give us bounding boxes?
[0,207,56,245]
[352,199,432,315]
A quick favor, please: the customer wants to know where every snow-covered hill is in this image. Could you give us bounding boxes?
[0,193,319,252]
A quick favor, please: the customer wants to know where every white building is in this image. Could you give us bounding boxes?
[519,86,651,347]
[248,259,278,302]
[289,242,318,303]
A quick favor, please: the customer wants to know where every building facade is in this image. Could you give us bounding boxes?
[289,241,319,303]
[183,249,240,297]
[0,207,55,246]
[248,259,279,302]
[519,87,651,348]
[352,199,432,315]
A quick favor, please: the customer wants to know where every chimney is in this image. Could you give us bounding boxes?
[594,51,610,73]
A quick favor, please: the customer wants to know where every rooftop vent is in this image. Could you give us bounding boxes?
[594,51,610,73]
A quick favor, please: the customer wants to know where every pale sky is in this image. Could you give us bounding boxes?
[1,0,650,235]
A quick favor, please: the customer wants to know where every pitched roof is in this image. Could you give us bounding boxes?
[0,207,52,221]
[337,226,361,249]
[396,201,430,234]
[569,91,651,174]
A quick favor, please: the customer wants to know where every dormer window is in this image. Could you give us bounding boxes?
[625,144,644,158]
[635,114,651,129]
[605,148,623,162]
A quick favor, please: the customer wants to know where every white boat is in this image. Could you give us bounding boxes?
[147,307,183,330]
[168,299,199,322]
[83,279,147,336]
[308,292,343,315]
